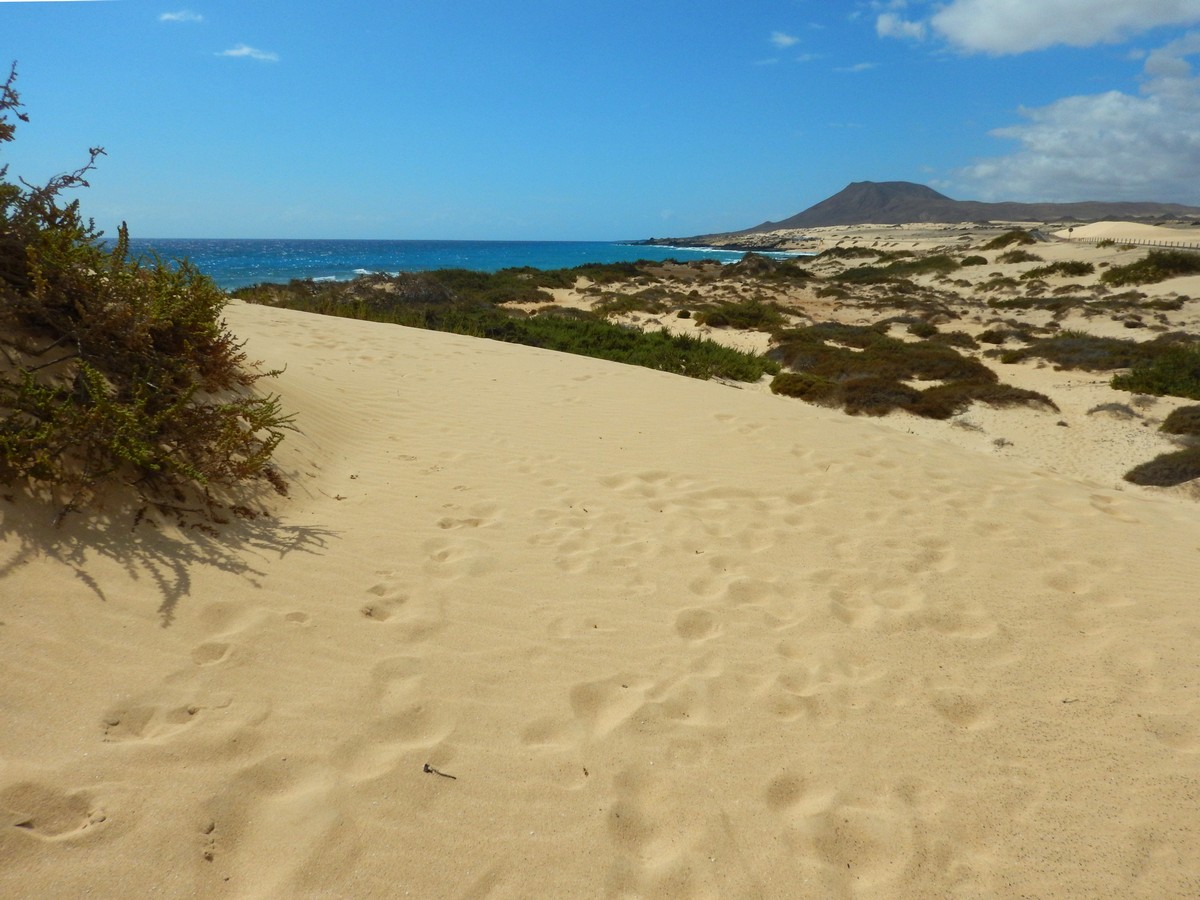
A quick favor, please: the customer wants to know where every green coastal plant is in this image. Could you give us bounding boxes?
[767,323,1055,419]
[983,229,1036,250]
[1124,448,1200,486]
[1112,343,1200,400]
[1020,260,1095,280]
[0,65,292,523]
[1100,249,1200,286]
[239,273,779,383]
[1161,405,1200,436]
[997,249,1042,264]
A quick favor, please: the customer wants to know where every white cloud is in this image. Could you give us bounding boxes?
[159,10,202,23]
[835,62,879,73]
[930,0,1200,55]
[876,13,925,40]
[770,31,800,48]
[218,44,280,62]
[958,33,1200,202]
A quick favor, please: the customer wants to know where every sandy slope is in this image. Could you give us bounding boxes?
[2,300,1199,899]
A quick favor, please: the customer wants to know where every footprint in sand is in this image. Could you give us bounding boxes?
[0,782,107,840]
[101,694,235,743]
[191,641,233,666]
[360,597,407,622]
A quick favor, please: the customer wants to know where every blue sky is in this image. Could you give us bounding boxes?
[3,0,1200,239]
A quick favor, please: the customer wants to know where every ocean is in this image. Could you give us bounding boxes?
[121,238,794,292]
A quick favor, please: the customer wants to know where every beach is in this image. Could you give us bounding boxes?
[3,223,1200,898]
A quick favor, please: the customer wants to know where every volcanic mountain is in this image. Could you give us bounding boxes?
[743,181,1200,231]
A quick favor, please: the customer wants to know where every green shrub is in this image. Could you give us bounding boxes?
[694,298,785,331]
[1021,260,1095,279]
[1161,405,1200,436]
[983,230,1036,250]
[0,67,292,523]
[1124,447,1200,486]
[1100,249,1200,286]
[832,254,960,284]
[906,321,938,338]
[1112,343,1200,400]
[978,276,1020,292]
[1001,330,1158,370]
[1096,239,1116,248]
[930,330,979,350]
[814,246,879,260]
[961,255,988,266]
[770,372,838,402]
[997,249,1043,264]
[767,323,1055,419]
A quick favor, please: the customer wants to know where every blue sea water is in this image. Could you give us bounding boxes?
[122,238,793,292]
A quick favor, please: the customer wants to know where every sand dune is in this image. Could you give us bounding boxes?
[2,300,1199,898]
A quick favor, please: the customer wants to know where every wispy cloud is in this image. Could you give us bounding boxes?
[159,10,202,23]
[770,31,800,48]
[835,62,879,73]
[218,44,280,63]
[958,32,1200,202]
[876,12,925,41]
[876,0,1200,55]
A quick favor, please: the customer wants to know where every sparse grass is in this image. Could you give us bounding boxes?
[1086,402,1140,419]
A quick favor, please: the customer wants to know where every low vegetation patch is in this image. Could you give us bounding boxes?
[1100,249,1200,286]
[240,273,779,383]
[832,254,960,284]
[1161,405,1200,436]
[767,323,1055,419]
[694,298,786,331]
[983,229,1036,250]
[998,330,1171,370]
[1112,342,1200,400]
[1021,260,1095,280]
[1124,447,1200,486]
[814,246,879,261]
[997,249,1043,264]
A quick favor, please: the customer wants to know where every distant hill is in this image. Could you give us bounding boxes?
[743,181,1200,231]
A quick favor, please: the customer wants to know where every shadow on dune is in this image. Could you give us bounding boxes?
[0,486,336,627]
